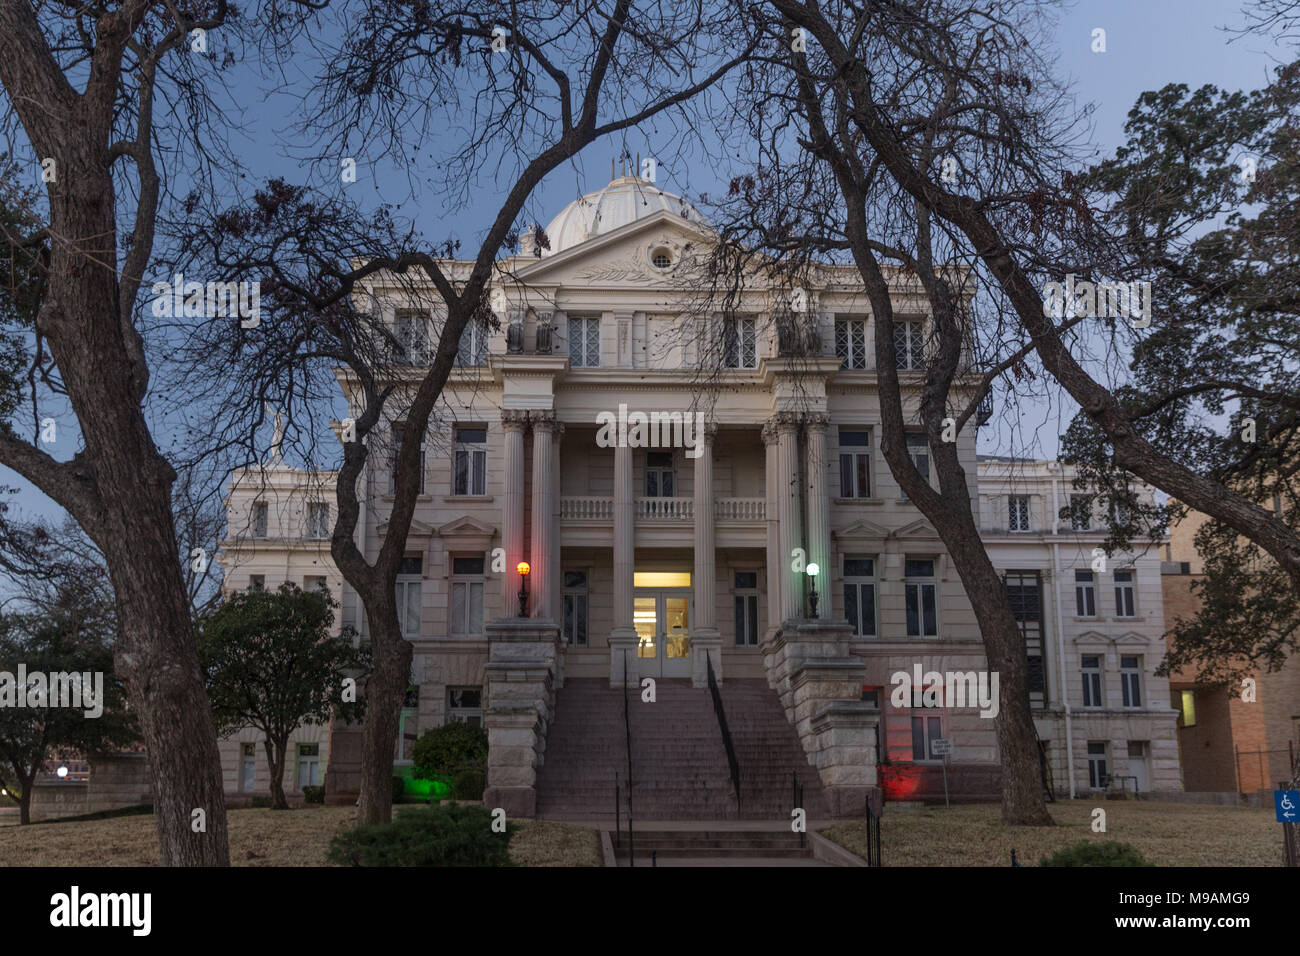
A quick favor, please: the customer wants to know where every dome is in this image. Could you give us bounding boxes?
[543,176,706,255]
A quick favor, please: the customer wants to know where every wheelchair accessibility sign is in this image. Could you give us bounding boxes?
[1275,790,1299,822]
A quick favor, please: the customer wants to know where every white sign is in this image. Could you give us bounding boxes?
[930,738,952,756]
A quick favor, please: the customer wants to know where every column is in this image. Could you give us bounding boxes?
[762,420,782,637]
[692,423,720,685]
[501,409,529,615]
[530,411,556,620]
[610,441,636,685]
[775,412,803,621]
[805,413,831,620]
[551,423,564,632]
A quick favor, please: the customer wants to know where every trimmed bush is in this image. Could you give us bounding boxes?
[1039,840,1149,867]
[412,723,488,779]
[452,768,486,801]
[327,805,514,867]
[302,785,325,804]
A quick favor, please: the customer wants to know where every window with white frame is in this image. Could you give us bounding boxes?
[249,574,265,592]
[395,556,422,639]
[568,316,600,367]
[1005,571,1046,709]
[1120,655,1143,708]
[645,451,675,497]
[304,575,328,595]
[911,714,943,761]
[1081,654,1104,708]
[893,319,925,370]
[305,502,329,539]
[835,317,867,369]
[1110,500,1132,527]
[1008,495,1030,532]
[455,317,489,367]
[1114,570,1136,618]
[904,558,938,637]
[562,571,589,647]
[394,309,428,365]
[253,501,268,538]
[450,555,485,637]
[1075,570,1097,617]
[734,571,759,646]
[903,433,931,498]
[447,687,483,726]
[843,557,877,637]
[1087,741,1108,789]
[397,685,418,761]
[389,425,426,495]
[453,426,488,496]
[838,430,872,498]
[295,743,320,789]
[723,315,758,369]
[240,743,256,792]
[1070,494,1092,531]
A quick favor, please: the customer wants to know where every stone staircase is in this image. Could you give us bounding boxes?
[534,677,830,821]
[611,827,819,866]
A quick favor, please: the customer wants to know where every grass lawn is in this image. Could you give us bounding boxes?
[0,805,600,867]
[819,799,1282,866]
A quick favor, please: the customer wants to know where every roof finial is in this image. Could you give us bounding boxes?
[611,156,615,181]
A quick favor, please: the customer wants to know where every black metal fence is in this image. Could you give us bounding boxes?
[706,652,741,810]
[864,796,882,867]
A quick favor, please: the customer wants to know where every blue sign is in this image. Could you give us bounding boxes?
[1274,790,1300,823]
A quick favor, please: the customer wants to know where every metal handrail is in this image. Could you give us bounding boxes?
[864,795,882,867]
[622,650,634,867]
[792,771,805,849]
[706,652,741,810]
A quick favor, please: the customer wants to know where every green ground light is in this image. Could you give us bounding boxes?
[394,766,452,800]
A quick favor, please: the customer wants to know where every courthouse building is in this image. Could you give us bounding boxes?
[217,171,1181,815]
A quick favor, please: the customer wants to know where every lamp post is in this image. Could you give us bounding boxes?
[806,563,820,618]
[517,561,531,617]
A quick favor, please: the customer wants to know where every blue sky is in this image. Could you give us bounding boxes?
[7,0,1288,527]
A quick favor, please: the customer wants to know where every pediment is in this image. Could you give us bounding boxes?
[1072,630,1110,646]
[834,519,892,540]
[1113,631,1151,646]
[437,515,498,539]
[375,517,437,538]
[512,209,715,286]
[892,518,940,539]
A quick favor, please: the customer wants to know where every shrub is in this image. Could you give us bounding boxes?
[326,805,514,867]
[412,723,488,779]
[1038,840,1149,867]
[302,785,325,804]
[452,768,486,801]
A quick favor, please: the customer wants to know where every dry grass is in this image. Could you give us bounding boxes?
[819,799,1283,866]
[0,805,600,867]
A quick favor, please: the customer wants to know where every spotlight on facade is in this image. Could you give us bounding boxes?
[56,766,68,779]
[806,563,820,618]
[517,561,531,617]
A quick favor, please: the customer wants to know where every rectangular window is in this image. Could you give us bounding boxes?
[447,687,484,726]
[395,555,422,639]
[910,715,943,761]
[562,571,589,647]
[455,317,489,367]
[253,501,268,539]
[733,571,759,646]
[305,502,329,540]
[835,318,867,370]
[453,426,488,496]
[1008,495,1030,532]
[645,451,675,498]
[1005,571,1046,709]
[1114,570,1136,618]
[295,743,320,789]
[568,316,600,367]
[389,425,427,495]
[843,557,877,637]
[903,433,930,499]
[1070,494,1092,531]
[240,742,256,792]
[394,309,429,365]
[249,574,265,592]
[304,575,328,595]
[1075,570,1096,617]
[450,555,485,637]
[723,316,758,369]
[893,319,925,370]
[904,558,938,637]
[838,430,872,498]
[1087,741,1108,790]
[1120,655,1142,708]
[1081,654,1103,709]
[1179,689,1197,727]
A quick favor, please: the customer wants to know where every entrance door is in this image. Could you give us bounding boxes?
[634,589,692,678]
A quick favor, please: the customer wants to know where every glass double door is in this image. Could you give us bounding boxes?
[633,589,691,678]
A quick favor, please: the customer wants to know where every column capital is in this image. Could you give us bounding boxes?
[773,410,801,433]
[762,419,780,445]
[698,420,718,445]
[502,408,530,432]
[530,410,558,433]
[804,412,831,431]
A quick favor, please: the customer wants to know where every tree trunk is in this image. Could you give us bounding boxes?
[266,737,290,810]
[18,779,32,825]
[356,595,413,825]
